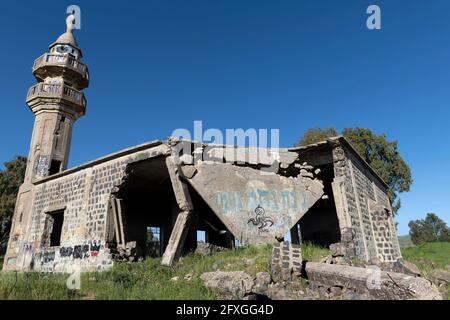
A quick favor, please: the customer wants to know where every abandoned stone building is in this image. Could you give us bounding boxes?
[2,15,401,273]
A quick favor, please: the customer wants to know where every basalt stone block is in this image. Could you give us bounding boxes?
[271,241,302,283]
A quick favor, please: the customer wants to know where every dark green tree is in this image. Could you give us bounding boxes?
[0,156,27,254]
[408,213,450,245]
[297,127,338,146]
[295,127,412,214]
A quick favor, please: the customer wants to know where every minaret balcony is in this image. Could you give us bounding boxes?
[32,53,89,89]
[26,83,86,113]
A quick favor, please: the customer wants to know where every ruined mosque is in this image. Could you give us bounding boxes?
[3,15,401,272]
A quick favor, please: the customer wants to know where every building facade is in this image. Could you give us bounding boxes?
[2,16,401,273]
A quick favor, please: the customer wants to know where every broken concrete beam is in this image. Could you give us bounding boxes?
[165,155,193,212]
[305,262,442,300]
[161,155,195,266]
[199,145,297,169]
[161,210,193,266]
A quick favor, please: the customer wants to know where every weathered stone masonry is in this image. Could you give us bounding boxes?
[4,137,401,272]
[330,140,401,262]
[2,15,401,273]
[7,142,169,272]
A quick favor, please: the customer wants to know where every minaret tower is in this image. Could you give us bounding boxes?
[3,14,89,271]
[24,14,89,182]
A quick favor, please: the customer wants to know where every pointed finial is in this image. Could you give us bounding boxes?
[66,14,76,33]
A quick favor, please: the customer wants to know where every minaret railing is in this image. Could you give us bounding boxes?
[32,53,88,76]
[26,83,86,107]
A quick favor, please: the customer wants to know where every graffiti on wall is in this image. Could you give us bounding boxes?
[247,205,274,230]
[34,155,50,177]
[43,251,55,263]
[33,240,104,265]
[187,164,324,244]
[215,189,307,215]
[60,240,103,259]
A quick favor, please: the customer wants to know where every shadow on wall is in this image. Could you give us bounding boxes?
[111,156,235,260]
[299,164,341,247]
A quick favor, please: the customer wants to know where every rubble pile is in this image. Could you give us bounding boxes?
[199,241,443,300]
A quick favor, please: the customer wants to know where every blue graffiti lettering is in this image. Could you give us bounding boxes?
[216,189,301,214]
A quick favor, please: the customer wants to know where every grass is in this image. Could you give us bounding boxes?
[300,242,330,262]
[401,242,450,299]
[398,235,415,248]
[401,242,450,276]
[2,243,448,300]
[0,243,329,300]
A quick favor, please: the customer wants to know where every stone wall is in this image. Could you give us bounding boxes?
[332,141,401,263]
[4,138,402,272]
[332,143,368,260]
[4,142,169,272]
[373,184,401,260]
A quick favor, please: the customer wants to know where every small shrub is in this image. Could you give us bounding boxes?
[111,270,137,288]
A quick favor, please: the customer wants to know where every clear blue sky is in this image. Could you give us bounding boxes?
[0,1,449,236]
